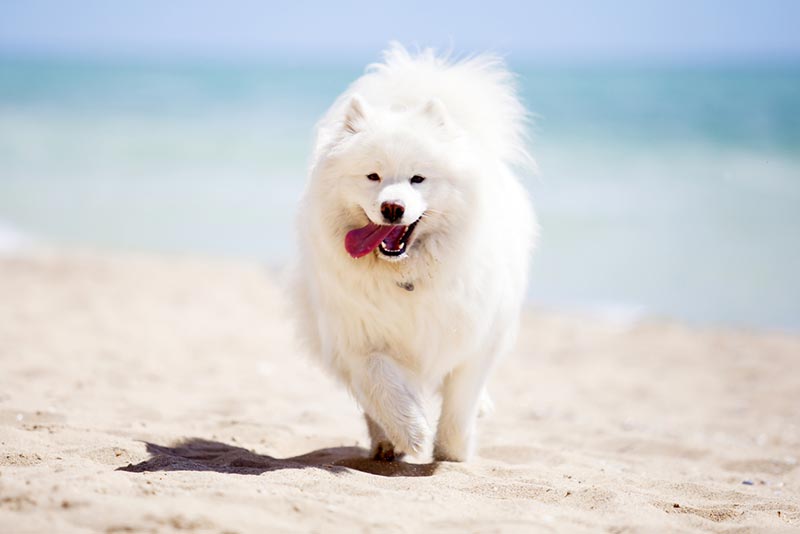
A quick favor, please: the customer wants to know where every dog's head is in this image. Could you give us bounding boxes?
[313,94,475,264]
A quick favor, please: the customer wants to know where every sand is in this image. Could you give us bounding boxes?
[0,250,798,533]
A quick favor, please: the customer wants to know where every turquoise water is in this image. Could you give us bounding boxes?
[1,58,798,329]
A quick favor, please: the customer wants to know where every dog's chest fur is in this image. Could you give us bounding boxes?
[311,252,489,382]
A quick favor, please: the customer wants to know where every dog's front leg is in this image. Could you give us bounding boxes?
[352,354,430,457]
[434,362,489,462]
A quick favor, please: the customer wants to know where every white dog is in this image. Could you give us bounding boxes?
[293,44,536,462]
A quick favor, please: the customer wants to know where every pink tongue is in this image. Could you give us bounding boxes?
[345,223,396,258]
[344,222,393,258]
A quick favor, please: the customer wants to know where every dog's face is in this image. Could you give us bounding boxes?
[316,95,474,263]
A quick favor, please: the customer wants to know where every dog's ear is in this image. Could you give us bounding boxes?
[343,94,368,134]
[419,98,450,129]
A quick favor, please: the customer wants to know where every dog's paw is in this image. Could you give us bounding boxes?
[370,440,405,462]
[432,440,469,462]
[432,422,473,462]
[385,415,431,457]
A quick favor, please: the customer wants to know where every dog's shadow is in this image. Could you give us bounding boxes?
[117,438,438,478]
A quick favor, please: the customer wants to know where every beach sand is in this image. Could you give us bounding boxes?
[0,250,798,533]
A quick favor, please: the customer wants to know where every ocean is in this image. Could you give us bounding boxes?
[1,57,798,330]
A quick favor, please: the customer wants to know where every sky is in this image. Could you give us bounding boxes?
[1,0,799,62]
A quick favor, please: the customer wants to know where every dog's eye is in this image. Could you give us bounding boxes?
[367,173,381,182]
[410,175,426,184]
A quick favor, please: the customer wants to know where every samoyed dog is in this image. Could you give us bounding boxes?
[293,44,536,462]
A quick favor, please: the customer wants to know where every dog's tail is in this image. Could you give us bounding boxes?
[365,42,534,170]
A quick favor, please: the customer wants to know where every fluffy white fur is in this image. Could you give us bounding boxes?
[293,44,536,462]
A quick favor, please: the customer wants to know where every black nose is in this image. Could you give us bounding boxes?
[380,201,405,224]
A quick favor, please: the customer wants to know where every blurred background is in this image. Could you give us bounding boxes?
[0,0,798,330]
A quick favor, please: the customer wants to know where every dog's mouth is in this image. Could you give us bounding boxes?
[344,218,420,259]
[378,219,419,258]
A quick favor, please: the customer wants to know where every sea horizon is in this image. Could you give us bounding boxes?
[1,55,798,330]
